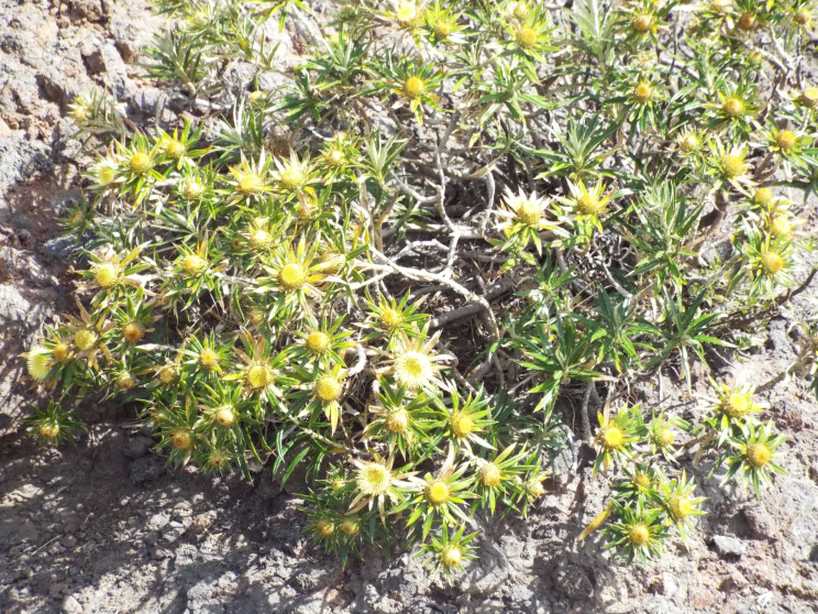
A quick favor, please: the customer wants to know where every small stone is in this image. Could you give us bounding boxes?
[712,534,747,558]
[61,595,82,613]
[147,512,170,532]
[81,46,105,75]
[122,435,154,459]
[129,455,164,485]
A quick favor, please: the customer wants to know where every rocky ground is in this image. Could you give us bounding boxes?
[1,2,817,613]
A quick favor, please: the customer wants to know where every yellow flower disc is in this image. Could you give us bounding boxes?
[164,139,186,159]
[117,372,136,390]
[27,346,52,381]
[306,331,331,354]
[316,519,335,538]
[170,430,193,451]
[199,348,220,370]
[577,193,605,216]
[670,495,695,520]
[770,215,793,239]
[451,412,475,438]
[158,365,176,384]
[215,406,236,428]
[679,133,700,153]
[761,249,785,275]
[279,262,307,290]
[775,130,797,151]
[386,408,409,434]
[123,322,145,344]
[480,462,502,487]
[181,254,207,275]
[39,423,60,440]
[358,462,392,496]
[340,519,360,537]
[247,363,273,389]
[634,472,651,489]
[722,97,745,118]
[395,350,434,389]
[129,152,153,174]
[628,523,650,546]
[427,480,451,505]
[601,425,625,450]
[721,154,747,178]
[440,545,462,568]
[515,26,538,49]
[381,307,404,329]
[633,81,653,103]
[656,427,675,448]
[94,262,119,288]
[631,14,653,33]
[754,187,774,208]
[52,342,70,363]
[74,329,97,351]
[403,76,426,99]
[515,198,543,225]
[746,442,772,467]
[315,375,342,402]
[237,171,265,194]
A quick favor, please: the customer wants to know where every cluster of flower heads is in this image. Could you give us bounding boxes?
[580,378,784,561]
[23,0,818,573]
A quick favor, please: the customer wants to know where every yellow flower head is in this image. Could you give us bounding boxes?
[440,545,462,568]
[386,408,409,433]
[93,262,120,288]
[315,374,343,402]
[746,442,772,467]
[760,249,785,275]
[722,96,745,118]
[394,348,435,390]
[628,523,650,546]
[123,322,145,344]
[247,363,274,389]
[480,462,502,487]
[631,13,654,34]
[181,254,207,276]
[306,330,331,354]
[129,151,153,174]
[26,346,53,381]
[403,76,426,100]
[74,329,97,351]
[426,479,450,505]
[279,261,307,290]
[215,406,236,428]
[170,429,193,451]
[356,461,392,497]
[633,81,653,104]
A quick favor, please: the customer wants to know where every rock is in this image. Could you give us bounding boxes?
[768,318,792,355]
[122,435,154,459]
[61,595,83,614]
[81,46,105,75]
[128,455,164,485]
[712,535,747,558]
[551,559,594,602]
[67,0,108,22]
[147,512,170,532]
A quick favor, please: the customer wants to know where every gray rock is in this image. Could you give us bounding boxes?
[61,595,83,614]
[129,455,165,485]
[122,435,154,459]
[712,535,747,558]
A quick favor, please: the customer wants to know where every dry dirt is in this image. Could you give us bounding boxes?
[1,2,817,613]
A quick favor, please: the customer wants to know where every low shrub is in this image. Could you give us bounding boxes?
[25,0,818,572]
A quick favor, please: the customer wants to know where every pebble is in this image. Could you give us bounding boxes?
[61,595,82,614]
[712,535,747,558]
